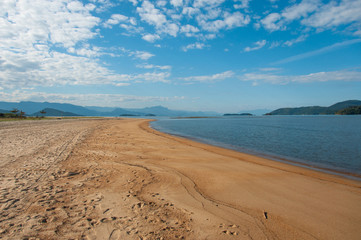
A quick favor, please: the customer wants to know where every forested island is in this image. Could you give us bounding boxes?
[266,100,361,115]
[224,113,253,116]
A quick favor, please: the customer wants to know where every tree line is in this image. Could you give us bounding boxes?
[0,108,46,119]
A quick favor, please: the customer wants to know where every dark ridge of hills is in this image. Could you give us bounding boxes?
[336,106,361,115]
[328,100,361,112]
[0,101,219,117]
[238,109,271,116]
[267,100,361,115]
[224,113,253,116]
[31,108,82,117]
[0,101,99,116]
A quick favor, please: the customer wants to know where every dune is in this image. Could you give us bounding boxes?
[1,118,360,239]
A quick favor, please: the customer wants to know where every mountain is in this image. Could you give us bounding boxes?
[239,109,272,116]
[327,100,361,113]
[127,106,219,117]
[31,108,82,117]
[267,100,361,115]
[0,101,219,117]
[224,113,253,116]
[336,106,361,115]
[0,101,99,116]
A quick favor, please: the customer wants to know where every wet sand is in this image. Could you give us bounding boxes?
[1,118,361,239]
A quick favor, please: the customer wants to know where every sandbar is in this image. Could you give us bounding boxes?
[1,118,360,239]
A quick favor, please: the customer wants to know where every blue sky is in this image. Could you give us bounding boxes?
[1,0,361,113]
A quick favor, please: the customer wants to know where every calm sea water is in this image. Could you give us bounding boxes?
[151,116,361,178]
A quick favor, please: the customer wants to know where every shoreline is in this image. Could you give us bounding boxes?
[1,118,361,239]
[143,119,361,188]
[149,118,361,182]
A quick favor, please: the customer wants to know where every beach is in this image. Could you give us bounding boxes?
[1,118,361,239]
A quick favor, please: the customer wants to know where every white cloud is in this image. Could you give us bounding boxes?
[161,22,179,37]
[183,71,234,82]
[240,70,361,85]
[259,67,281,72]
[261,13,283,31]
[102,12,141,34]
[142,34,161,42]
[136,64,172,70]
[283,34,308,46]
[224,12,250,29]
[1,0,100,50]
[302,0,361,32]
[234,0,251,9]
[137,1,167,28]
[156,0,167,7]
[0,0,136,89]
[281,0,320,22]
[0,0,168,90]
[261,0,361,36]
[130,51,155,60]
[4,0,100,49]
[182,7,200,17]
[90,0,115,13]
[0,51,131,89]
[170,0,183,8]
[180,24,200,37]
[182,42,207,51]
[103,14,129,28]
[85,3,96,11]
[137,0,181,38]
[261,0,320,31]
[67,45,102,57]
[273,39,361,64]
[135,72,171,83]
[244,40,267,52]
[269,41,281,49]
[128,0,138,6]
[197,8,222,22]
[193,0,225,8]
[119,23,143,34]
[199,12,250,32]
[129,0,251,41]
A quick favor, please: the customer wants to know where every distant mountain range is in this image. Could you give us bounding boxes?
[0,101,218,117]
[1,100,359,117]
[237,109,271,116]
[267,100,361,115]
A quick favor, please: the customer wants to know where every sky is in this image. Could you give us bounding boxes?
[1,0,361,113]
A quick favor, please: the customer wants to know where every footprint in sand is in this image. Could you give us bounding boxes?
[219,223,240,236]
[109,229,121,240]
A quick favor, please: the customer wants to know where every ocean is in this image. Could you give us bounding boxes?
[150,115,361,179]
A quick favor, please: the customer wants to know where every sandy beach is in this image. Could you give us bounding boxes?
[1,118,361,240]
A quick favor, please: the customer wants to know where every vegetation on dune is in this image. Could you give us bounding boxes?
[0,108,43,121]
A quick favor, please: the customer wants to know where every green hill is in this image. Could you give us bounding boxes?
[336,106,361,115]
[267,100,361,115]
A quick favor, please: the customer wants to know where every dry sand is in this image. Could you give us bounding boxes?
[1,118,360,240]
